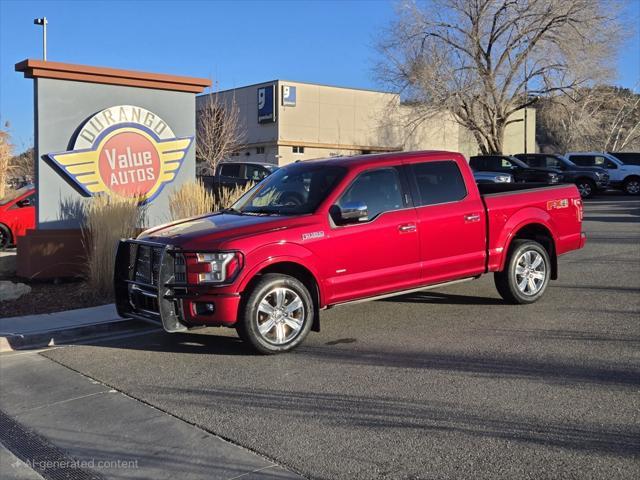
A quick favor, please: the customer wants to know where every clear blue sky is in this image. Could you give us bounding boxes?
[1,0,639,151]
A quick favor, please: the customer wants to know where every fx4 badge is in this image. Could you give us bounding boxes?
[302,231,325,241]
[547,199,569,210]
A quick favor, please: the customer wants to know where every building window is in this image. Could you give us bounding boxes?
[231,152,240,157]
[293,146,305,154]
[256,147,265,154]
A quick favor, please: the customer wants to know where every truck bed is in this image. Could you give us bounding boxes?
[480,183,584,273]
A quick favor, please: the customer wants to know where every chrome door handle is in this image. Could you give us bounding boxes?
[464,213,481,222]
[398,223,417,232]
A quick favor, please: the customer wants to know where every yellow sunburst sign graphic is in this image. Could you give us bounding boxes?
[47,105,193,204]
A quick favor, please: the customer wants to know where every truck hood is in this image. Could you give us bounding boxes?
[138,213,311,249]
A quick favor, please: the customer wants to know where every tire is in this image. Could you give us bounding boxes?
[575,178,596,198]
[494,240,551,305]
[0,224,11,251]
[623,177,640,195]
[236,273,314,354]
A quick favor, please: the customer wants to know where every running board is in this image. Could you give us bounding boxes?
[326,276,478,308]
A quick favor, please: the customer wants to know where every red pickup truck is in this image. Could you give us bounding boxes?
[115,151,585,353]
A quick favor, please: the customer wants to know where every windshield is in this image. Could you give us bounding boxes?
[0,185,33,206]
[232,164,346,215]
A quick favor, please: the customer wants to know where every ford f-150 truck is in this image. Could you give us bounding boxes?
[114,151,586,354]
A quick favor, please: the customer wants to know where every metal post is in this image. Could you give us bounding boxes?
[43,17,47,61]
[523,51,528,154]
[33,17,47,61]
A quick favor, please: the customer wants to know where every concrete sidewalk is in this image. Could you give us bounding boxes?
[0,304,157,352]
[0,351,301,480]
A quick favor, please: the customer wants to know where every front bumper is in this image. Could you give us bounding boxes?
[114,239,241,332]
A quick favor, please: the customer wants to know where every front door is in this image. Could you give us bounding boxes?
[323,167,421,304]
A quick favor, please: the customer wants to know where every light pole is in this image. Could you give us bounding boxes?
[523,39,528,155]
[33,17,47,61]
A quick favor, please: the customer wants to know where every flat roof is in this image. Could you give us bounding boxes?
[197,79,397,97]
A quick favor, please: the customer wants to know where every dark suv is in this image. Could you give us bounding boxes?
[515,153,609,198]
[469,155,561,185]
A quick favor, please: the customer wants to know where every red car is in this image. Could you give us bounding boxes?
[0,185,35,250]
[115,151,586,354]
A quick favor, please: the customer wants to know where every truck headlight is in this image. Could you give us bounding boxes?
[495,175,512,183]
[195,252,242,283]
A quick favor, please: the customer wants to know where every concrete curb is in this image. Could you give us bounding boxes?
[0,304,159,352]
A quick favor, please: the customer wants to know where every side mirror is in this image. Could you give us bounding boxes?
[605,161,617,169]
[16,198,32,207]
[336,201,368,224]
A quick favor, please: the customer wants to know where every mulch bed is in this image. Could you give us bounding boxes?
[0,276,111,318]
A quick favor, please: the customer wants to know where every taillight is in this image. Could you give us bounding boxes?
[573,199,583,221]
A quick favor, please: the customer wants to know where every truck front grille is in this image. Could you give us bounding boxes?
[134,245,163,286]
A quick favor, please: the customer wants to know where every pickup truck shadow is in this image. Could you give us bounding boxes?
[380,291,504,305]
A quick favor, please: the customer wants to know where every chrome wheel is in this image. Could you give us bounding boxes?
[514,250,546,296]
[577,182,592,198]
[255,287,305,345]
[625,180,640,195]
[0,227,9,250]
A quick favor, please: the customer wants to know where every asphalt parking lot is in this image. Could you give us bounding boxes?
[43,194,640,480]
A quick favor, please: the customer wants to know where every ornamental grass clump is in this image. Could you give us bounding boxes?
[168,180,253,221]
[168,180,214,221]
[83,195,144,299]
[215,182,254,210]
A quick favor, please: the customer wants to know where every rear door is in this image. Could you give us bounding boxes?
[324,166,421,303]
[408,159,486,283]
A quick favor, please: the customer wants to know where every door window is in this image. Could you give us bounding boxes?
[220,164,242,177]
[338,168,404,221]
[571,155,606,167]
[411,161,467,206]
[245,165,270,181]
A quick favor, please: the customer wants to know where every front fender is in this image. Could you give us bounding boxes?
[236,242,326,304]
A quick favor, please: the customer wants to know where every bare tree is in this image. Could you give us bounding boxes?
[537,86,640,152]
[196,87,245,174]
[377,0,622,154]
[0,127,13,199]
[9,147,34,182]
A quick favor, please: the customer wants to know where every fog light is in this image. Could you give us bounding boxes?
[194,302,216,315]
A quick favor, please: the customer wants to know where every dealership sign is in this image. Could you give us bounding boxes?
[257,85,276,123]
[47,105,192,204]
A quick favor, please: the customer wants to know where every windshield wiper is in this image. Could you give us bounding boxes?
[220,207,243,215]
[243,208,280,216]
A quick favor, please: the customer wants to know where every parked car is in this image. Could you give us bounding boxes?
[514,153,609,198]
[114,151,585,354]
[469,155,561,185]
[566,152,640,195]
[473,171,514,184]
[608,152,640,166]
[0,185,36,250]
[201,161,279,191]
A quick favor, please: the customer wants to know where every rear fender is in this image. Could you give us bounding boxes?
[491,207,557,273]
